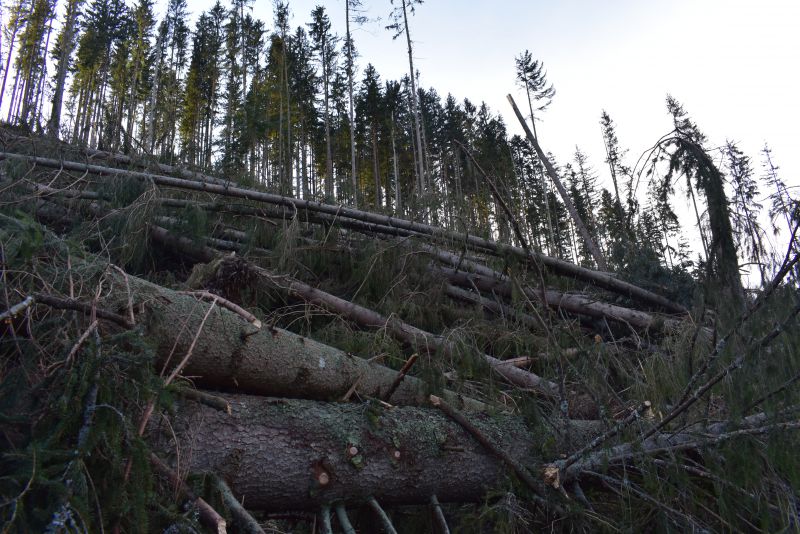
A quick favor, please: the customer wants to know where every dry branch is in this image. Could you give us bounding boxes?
[149,453,227,534]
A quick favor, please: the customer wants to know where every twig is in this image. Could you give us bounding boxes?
[46,320,98,373]
[429,395,546,499]
[109,264,135,326]
[211,475,266,534]
[179,290,261,329]
[340,371,366,402]
[429,495,451,534]
[149,454,227,534]
[588,470,702,531]
[319,504,333,534]
[334,504,357,534]
[164,298,218,385]
[33,293,133,329]
[172,387,232,414]
[560,401,652,470]
[367,497,398,534]
[382,353,419,402]
[0,295,34,322]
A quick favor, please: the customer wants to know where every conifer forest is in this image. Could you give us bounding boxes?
[1,0,799,532]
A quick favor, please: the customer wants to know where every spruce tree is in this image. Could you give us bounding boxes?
[47,0,83,137]
[308,5,337,200]
[724,141,767,285]
[387,0,425,195]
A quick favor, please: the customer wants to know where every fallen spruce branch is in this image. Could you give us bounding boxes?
[149,453,228,534]
[33,292,134,329]
[430,394,549,502]
[0,152,686,313]
[0,295,34,323]
[555,410,800,486]
[211,475,266,534]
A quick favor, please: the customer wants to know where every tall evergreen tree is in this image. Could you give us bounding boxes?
[47,0,83,137]
[387,0,425,195]
[662,96,744,305]
[308,5,337,199]
[724,141,767,285]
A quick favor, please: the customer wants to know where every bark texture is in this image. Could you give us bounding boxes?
[152,394,600,510]
[94,266,482,410]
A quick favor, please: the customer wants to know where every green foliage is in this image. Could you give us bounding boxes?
[0,217,199,532]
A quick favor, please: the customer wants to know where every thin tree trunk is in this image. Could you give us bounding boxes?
[401,0,426,194]
[345,0,358,207]
[507,95,608,271]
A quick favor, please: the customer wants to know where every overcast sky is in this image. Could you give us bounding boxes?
[183,0,799,206]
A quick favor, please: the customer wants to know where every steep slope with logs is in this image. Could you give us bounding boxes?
[1,130,799,533]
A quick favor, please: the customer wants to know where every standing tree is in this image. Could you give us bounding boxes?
[724,141,767,285]
[308,5,337,200]
[514,50,557,255]
[344,0,366,207]
[47,0,83,137]
[357,63,384,209]
[387,0,425,196]
[658,96,745,306]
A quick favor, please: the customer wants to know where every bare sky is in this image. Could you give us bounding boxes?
[184,0,799,208]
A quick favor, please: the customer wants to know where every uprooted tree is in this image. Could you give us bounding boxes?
[1,128,799,533]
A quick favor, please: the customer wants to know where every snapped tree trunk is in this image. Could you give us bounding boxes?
[507,94,607,272]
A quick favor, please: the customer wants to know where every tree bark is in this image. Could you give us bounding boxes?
[150,393,567,511]
[93,256,482,410]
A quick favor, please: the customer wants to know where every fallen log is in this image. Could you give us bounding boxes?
[160,392,788,512]
[0,153,686,313]
[150,393,593,511]
[0,212,484,411]
[96,263,485,410]
[424,245,685,334]
[190,255,560,397]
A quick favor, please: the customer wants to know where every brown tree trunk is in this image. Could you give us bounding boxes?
[151,394,596,510]
[91,252,482,411]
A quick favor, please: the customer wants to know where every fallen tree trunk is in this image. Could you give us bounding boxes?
[0,152,686,313]
[157,392,796,512]
[151,393,591,511]
[424,245,684,333]
[0,211,484,411]
[184,252,559,397]
[506,94,608,271]
[96,265,485,410]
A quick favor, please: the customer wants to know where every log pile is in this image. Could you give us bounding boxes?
[1,131,798,532]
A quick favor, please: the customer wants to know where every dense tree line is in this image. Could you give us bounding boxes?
[0,0,795,289]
